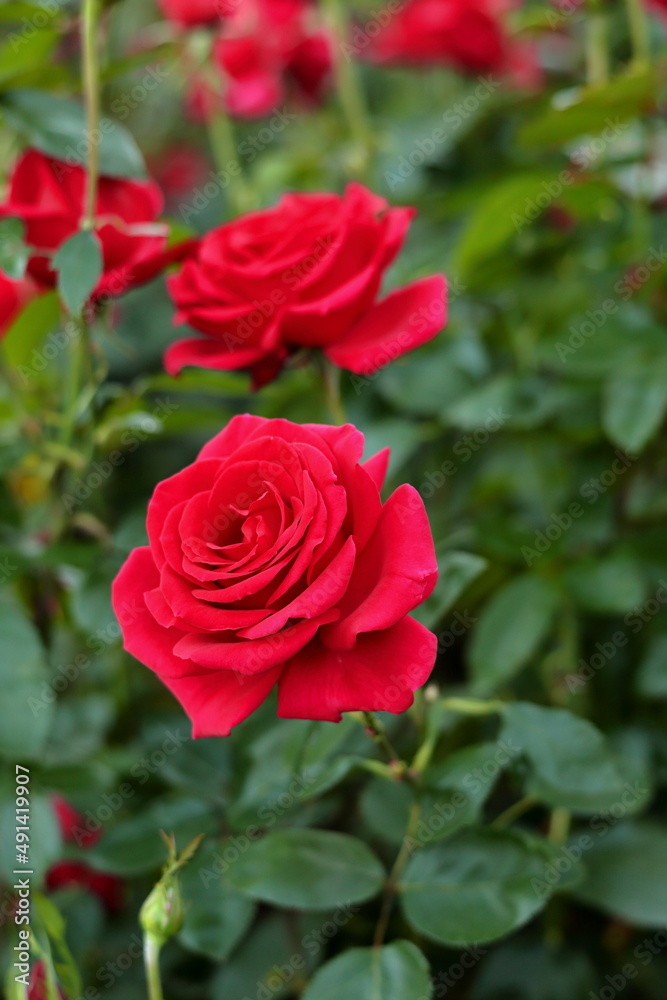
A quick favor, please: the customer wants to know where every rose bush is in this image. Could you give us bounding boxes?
[112,415,438,736]
[166,183,446,385]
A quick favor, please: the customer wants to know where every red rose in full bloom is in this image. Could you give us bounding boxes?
[0,272,37,337]
[207,0,333,118]
[45,796,124,912]
[158,0,229,27]
[112,416,438,737]
[0,150,194,303]
[166,183,446,387]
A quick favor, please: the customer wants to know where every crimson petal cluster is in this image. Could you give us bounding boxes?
[167,182,446,387]
[112,416,438,736]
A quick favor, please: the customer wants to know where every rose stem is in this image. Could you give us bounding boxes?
[585,0,609,86]
[625,0,651,69]
[373,799,422,949]
[203,63,254,218]
[322,0,374,179]
[144,936,166,1000]
[82,0,101,231]
[321,358,347,424]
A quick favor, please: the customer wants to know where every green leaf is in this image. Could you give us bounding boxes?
[302,942,433,1000]
[178,842,256,961]
[564,553,646,614]
[2,291,60,370]
[0,590,52,759]
[399,828,559,946]
[636,634,667,698]
[574,823,667,926]
[32,893,82,1000]
[519,70,657,147]
[416,550,488,629]
[0,217,28,279]
[454,172,557,278]
[88,797,216,876]
[471,941,596,1000]
[501,703,636,814]
[226,829,385,910]
[2,89,146,178]
[53,230,103,315]
[0,28,59,90]
[211,913,316,1000]
[469,575,559,693]
[603,363,667,454]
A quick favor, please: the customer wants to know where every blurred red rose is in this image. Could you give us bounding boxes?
[157,0,229,27]
[0,150,195,303]
[362,0,540,83]
[112,415,439,736]
[28,962,66,1000]
[166,182,446,387]
[148,147,210,208]
[0,272,37,337]
[203,0,333,118]
[46,797,124,912]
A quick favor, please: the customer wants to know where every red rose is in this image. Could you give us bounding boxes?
[158,0,228,27]
[46,797,124,911]
[28,963,66,1000]
[0,150,194,302]
[166,183,446,386]
[0,272,37,337]
[363,0,508,74]
[112,416,438,737]
[211,0,333,118]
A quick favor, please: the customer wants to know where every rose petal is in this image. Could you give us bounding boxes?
[324,275,447,375]
[322,484,438,650]
[277,616,437,722]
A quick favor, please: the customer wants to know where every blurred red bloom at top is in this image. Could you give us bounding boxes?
[147,146,210,209]
[165,182,446,388]
[0,150,195,304]
[0,272,37,337]
[46,797,124,912]
[28,962,66,1000]
[202,0,333,118]
[157,0,229,27]
[362,0,539,81]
